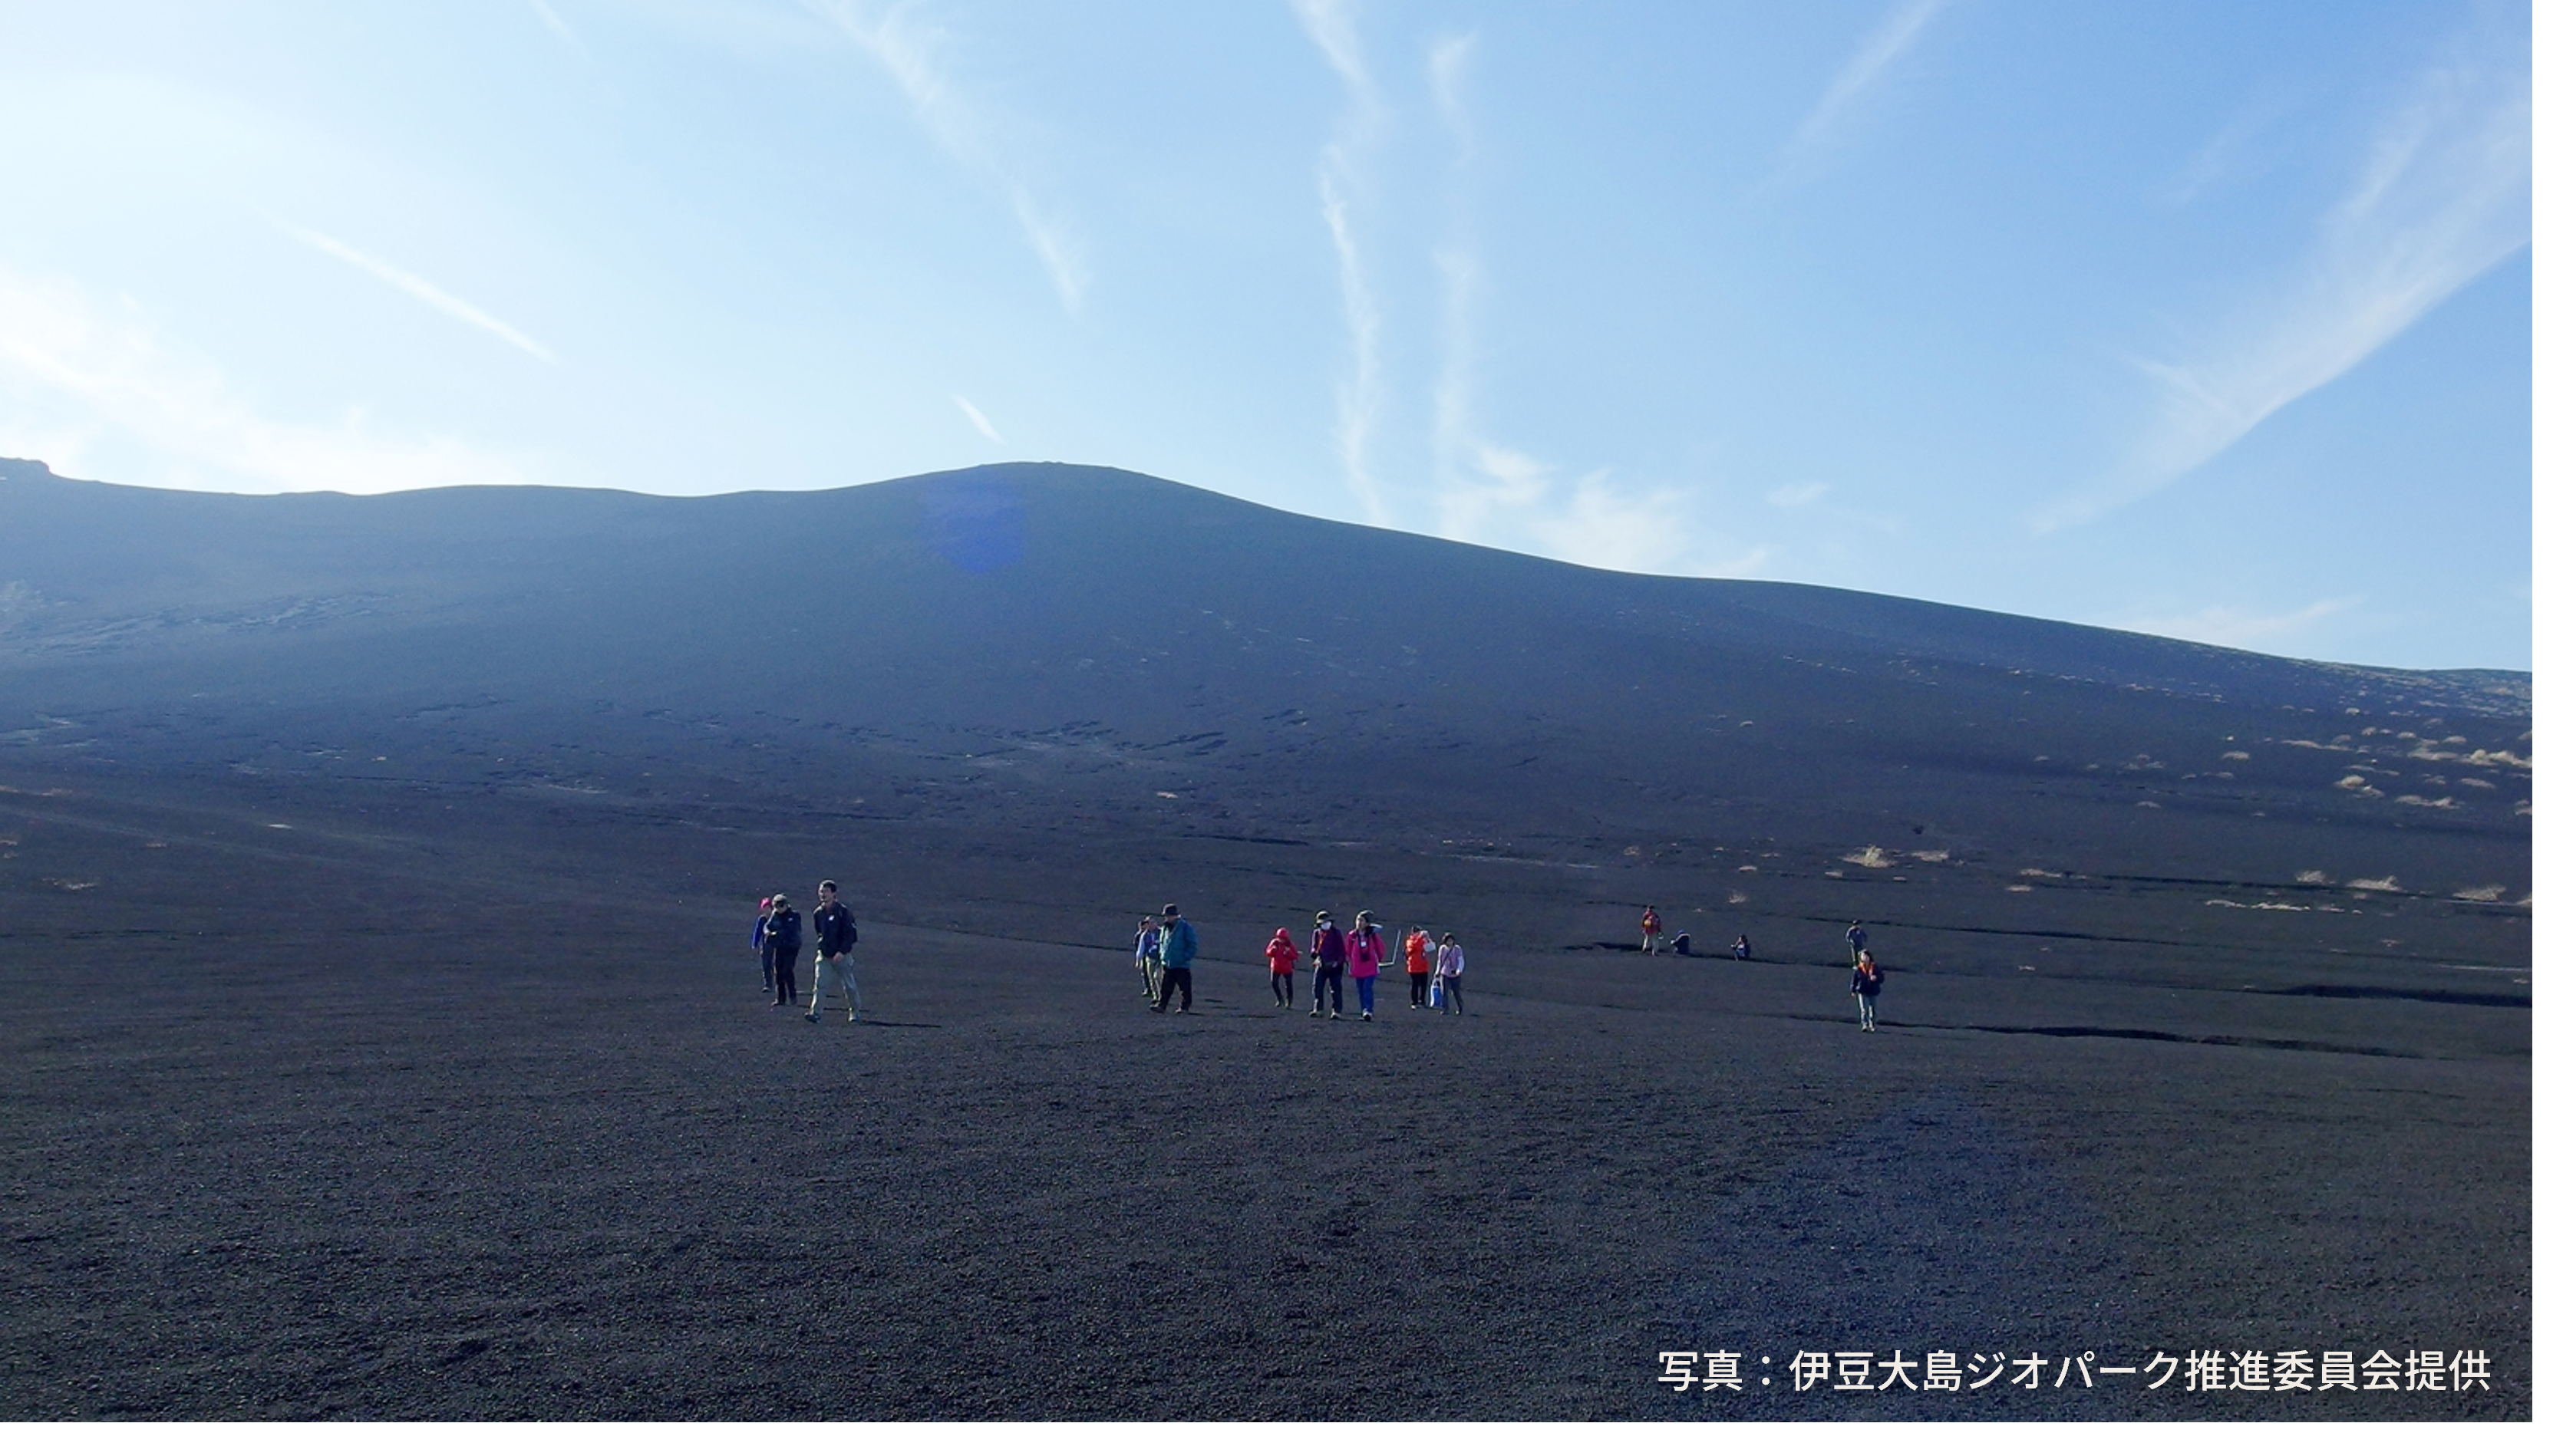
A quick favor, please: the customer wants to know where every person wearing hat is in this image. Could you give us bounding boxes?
[1153,903,1199,1013]
[764,893,803,1009]
[1265,927,1300,1009]
[1307,911,1347,1020]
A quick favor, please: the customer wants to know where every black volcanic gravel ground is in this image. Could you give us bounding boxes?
[0,785,2530,1421]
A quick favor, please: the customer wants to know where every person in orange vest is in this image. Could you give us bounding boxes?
[1403,924,1434,1007]
[1640,905,1663,955]
[1265,927,1300,1010]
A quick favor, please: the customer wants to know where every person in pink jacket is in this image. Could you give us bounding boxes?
[1346,910,1387,1021]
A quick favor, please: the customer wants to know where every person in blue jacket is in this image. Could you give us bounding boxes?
[1153,903,1199,1014]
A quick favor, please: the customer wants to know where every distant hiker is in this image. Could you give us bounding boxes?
[1433,932,1465,1015]
[765,894,803,1009]
[1266,927,1300,1009]
[1671,931,1691,957]
[1347,911,1386,1021]
[754,896,776,995]
[1731,935,1751,961]
[1308,912,1347,1020]
[1136,915,1163,1003]
[1641,906,1663,955]
[1846,921,1868,964]
[1403,925,1434,1008]
[1852,950,1884,1032]
[1154,904,1197,1014]
[807,880,860,1025]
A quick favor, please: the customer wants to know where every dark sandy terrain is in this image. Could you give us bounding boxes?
[0,460,2529,1419]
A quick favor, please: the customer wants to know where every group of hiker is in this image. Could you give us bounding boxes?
[750,881,863,1025]
[1131,906,1466,1020]
[1264,911,1463,1020]
[747,885,1885,1032]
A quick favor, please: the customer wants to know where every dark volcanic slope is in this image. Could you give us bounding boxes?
[0,457,2530,1420]
[0,456,2530,891]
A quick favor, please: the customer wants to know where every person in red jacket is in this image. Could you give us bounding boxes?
[1641,905,1663,955]
[1403,925,1433,1007]
[1265,927,1300,1009]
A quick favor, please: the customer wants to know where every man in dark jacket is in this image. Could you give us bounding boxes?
[809,879,861,1024]
[766,894,803,1008]
[1308,911,1347,1020]
[1153,902,1198,1013]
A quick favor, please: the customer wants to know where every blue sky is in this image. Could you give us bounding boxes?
[0,1,2531,670]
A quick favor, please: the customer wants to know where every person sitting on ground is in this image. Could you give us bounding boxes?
[1731,934,1751,960]
[1265,927,1299,1010]
[1671,931,1691,957]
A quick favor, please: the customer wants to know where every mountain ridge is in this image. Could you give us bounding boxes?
[0,455,2528,907]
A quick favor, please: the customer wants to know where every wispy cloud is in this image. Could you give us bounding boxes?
[2156,92,2295,209]
[2040,20,2528,532]
[2113,595,2362,654]
[276,220,558,364]
[1419,25,1748,579]
[1767,480,1829,509]
[1777,0,1949,179]
[1293,0,1390,525]
[527,0,579,47]
[0,262,529,493]
[1293,0,1374,102]
[952,393,1002,443]
[1427,31,1476,152]
[1436,444,1709,575]
[810,0,1089,312]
